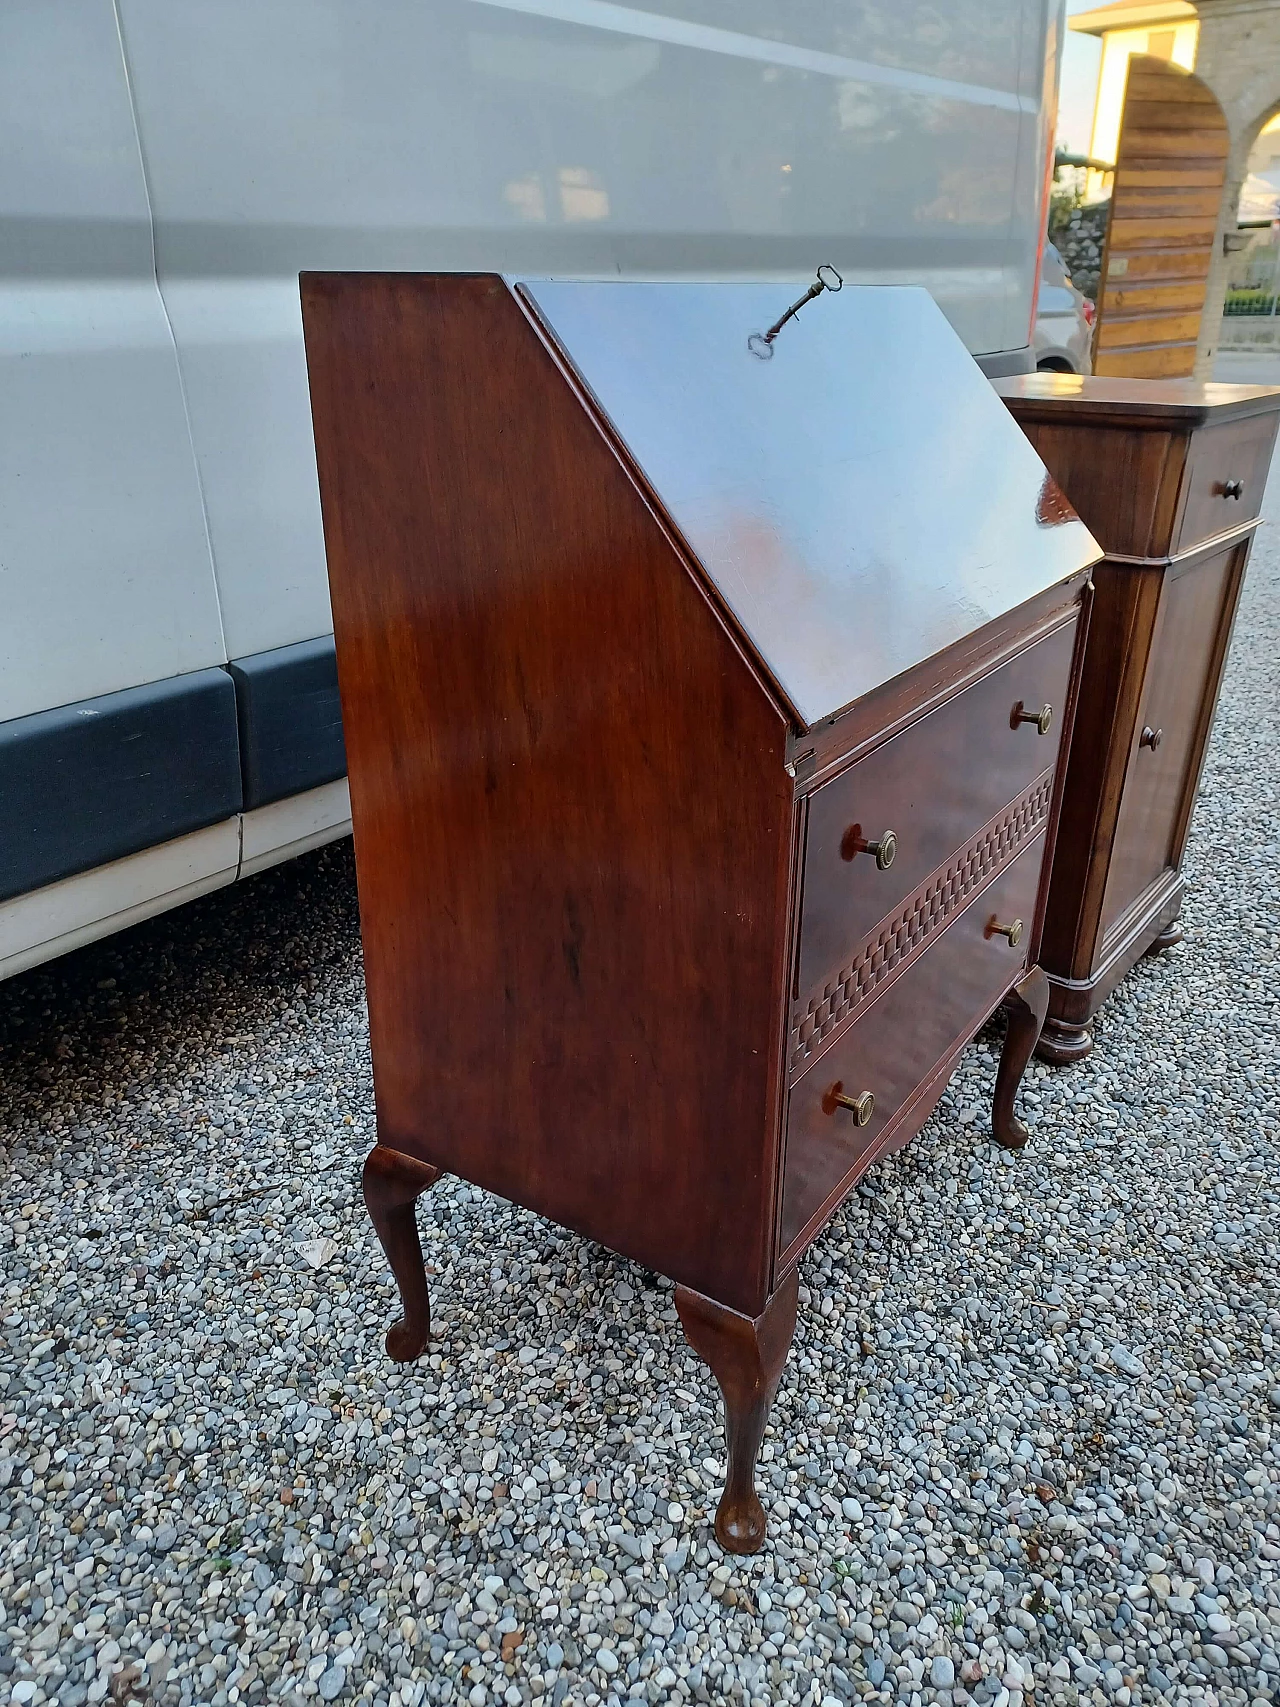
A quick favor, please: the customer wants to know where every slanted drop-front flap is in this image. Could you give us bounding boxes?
[522,279,1099,731]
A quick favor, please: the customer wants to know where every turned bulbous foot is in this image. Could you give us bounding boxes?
[1035,1015,1094,1066]
[1146,919,1183,956]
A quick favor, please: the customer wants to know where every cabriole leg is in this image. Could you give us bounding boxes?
[362,1145,442,1362]
[675,1270,799,1555]
[993,966,1050,1149]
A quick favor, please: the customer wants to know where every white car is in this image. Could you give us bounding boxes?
[2,0,1069,978]
[1034,241,1096,373]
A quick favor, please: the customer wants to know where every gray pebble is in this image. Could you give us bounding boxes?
[1109,1344,1145,1378]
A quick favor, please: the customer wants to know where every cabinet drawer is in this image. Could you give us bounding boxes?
[1174,413,1277,552]
[796,619,1074,1005]
[780,837,1045,1259]
[1100,541,1241,941]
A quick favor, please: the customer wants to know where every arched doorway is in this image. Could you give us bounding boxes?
[1220,105,1280,354]
[1092,54,1230,376]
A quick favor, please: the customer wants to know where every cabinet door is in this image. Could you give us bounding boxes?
[1099,541,1242,941]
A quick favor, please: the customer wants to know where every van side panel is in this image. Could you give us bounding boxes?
[117,0,1044,658]
[0,0,224,725]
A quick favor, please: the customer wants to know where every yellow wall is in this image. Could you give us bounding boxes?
[1254,111,1280,168]
[1086,20,1199,198]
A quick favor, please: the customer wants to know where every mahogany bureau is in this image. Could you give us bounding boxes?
[996,375,1280,1063]
[301,273,1100,1553]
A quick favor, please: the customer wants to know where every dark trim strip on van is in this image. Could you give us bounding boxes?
[0,669,243,904]
[227,635,347,810]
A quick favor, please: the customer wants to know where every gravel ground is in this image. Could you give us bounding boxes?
[1,480,1278,1707]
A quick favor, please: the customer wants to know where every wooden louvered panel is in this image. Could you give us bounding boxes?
[1114,130,1225,160]
[1098,311,1205,348]
[1113,188,1222,219]
[1108,218,1217,245]
[1118,102,1222,130]
[1104,280,1214,314]
[1124,63,1217,101]
[1102,249,1213,283]
[1095,344,1211,379]
[1093,56,1229,380]
[1118,167,1230,190]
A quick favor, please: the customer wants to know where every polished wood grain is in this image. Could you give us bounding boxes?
[1093,57,1228,381]
[995,373,1280,427]
[796,622,1073,1000]
[523,281,1097,729]
[303,272,1094,1552]
[996,376,1279,557]
[997,378,1280,1061]
[792,579,1085,787]
[303,272,793,1320]
[676,1272,799,1555]
[1175,416,1278,551]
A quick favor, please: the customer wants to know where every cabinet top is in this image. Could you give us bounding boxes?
[522,279,1097,730]
[995,372,1280,429]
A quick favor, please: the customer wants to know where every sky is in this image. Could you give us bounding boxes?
[1057,0,1104,156]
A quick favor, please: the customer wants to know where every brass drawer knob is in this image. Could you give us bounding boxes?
[1140,725,1162,750]
[1012,701,1053,735]
[1218,478,1244,500]
[845,828,897,870]
[833,1089,875,1125]
[987,916,1023,947]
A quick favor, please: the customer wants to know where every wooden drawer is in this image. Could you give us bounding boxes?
[1099,540,1241,941]
[1174,413,1277,552]
[795,619,1074,1005]
[780,836,1046,1259]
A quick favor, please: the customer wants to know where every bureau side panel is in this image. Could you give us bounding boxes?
[1010,418,1186,558]
[301,273,792,1318]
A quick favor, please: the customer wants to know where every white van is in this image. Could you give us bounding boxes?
[0,0,1066,978]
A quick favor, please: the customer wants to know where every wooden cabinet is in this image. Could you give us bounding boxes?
[997,375,1280,1062]
[302,273,1098,1553]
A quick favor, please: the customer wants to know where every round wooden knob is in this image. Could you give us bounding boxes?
[988,917,1023,947]
[1140,725,1163,750]
[833,1090,875,1125]
[1013,701,1053,735]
